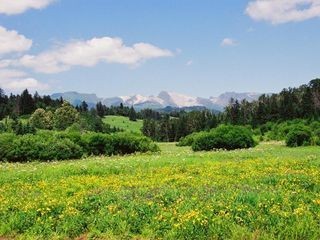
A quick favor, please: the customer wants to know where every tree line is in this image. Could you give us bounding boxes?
[224,79,320,126]
[141,79,320,141]
[141,111,219,142]
[95,102,161,121]
[0,89,62,119]
[1,78,319,142]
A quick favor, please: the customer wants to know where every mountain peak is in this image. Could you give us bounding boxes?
[51,91,262,111]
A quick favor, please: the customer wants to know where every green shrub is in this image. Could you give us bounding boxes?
[44,138,83,160]
[84,133,114,156]
[192,125,256,151]
[0,122,6,133]
[83,132,159,156]
[177,132,201,147]
[0,133,83,162]
[264,120,312,141]
[112,133,159,155]
[66,123,85,134]
[29,108,53,130]
[53,102,79,130]
[0,133,16,161]
[310,121,320,132]
[54,131,87,150]
[78,112,108,133]
[286,126,312,147]
[191,132,217,151]
[9,120,36,135]
[259,122,274,135]
[0,130,159,162]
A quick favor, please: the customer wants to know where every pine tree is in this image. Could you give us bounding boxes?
[309,79,320,116]
[96,101,105,117]
[128,106,137,121]
[0,88,8,120]
[19,89,35,115]
[300,86,314,118]
[80,101,89,112]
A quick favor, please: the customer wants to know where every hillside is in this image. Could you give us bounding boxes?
[103,116,143,134]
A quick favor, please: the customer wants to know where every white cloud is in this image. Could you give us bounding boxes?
[246,0,320,24]
[4,78,49,91]
[186,60,193,66]
[221,38,237,47]
[0,69,49,91]
[8,37,173,74]
[0,69,27,79]
[0,0,56,15]
[0,26,32,55]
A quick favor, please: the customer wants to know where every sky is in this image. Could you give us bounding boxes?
[0,0,320,98]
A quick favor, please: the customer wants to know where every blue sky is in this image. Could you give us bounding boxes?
[0,0,319,97]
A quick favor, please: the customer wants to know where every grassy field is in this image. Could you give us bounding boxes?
[0,142,319,239]
[103,116,143,134]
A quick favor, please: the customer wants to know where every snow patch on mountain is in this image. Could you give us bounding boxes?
[52,91,262,111]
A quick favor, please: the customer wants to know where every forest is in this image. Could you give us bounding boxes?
[0,79,319,163]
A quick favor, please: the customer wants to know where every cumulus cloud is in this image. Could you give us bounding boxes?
[0,69,49,91]
[0,26,32,55]
[221,38,237,47]
[7,37,173,74]
[0,0,56,15]
[246,0,320,24]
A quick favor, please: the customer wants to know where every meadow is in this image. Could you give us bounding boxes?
[0,142,319,239]
[103,116,143,134]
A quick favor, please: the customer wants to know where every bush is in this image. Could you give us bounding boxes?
[286,126,312,147]
[177,132,201,147]
[83,133,114,156]
[29,108,53,130]
[112,133,159,155]
[53,102,79,130]
[0,131,159,162]
[192,125,256,151]
[0,133,16,161]
[83,132,159,156]
[264,120,312,141]
[43,138,83,160]
[78,112,108,133]
[0,122,6,133]
[0,133,83,162]
[14,121,36,135]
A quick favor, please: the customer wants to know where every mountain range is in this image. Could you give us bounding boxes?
[51,91,262,111]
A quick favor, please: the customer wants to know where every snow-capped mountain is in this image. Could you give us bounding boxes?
[210,92,261,107]
[51,91,262,111]
[158,91,199,108]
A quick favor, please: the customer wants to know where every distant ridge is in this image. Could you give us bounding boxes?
[51,92,102,109]
[51,91,262,111]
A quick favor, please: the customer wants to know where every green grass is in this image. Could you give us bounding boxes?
[0,142,319,239]
[103,116,143,134]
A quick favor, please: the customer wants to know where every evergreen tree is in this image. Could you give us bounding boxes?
[128,106,137,121]
[226,98,241,124]
[96,101,105,117]
[0,88,8,120]
[19,89,35,115]
[309,79,320,116]
[300,86,314,118]
[80,101,89,112]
